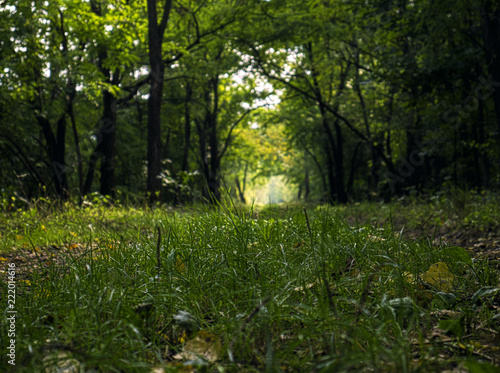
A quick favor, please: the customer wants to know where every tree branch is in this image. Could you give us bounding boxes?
[163,11,238,66]
[219,109,253,160]
[158,0,173,41]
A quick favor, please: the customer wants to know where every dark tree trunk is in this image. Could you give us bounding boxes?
[306,42,348,203]
[146,39,164,200]
[56,114,68,195]
[37,114,68,198]
[304,145,327,199]
[99,89,117,197]
[82,74,118,198]
[347,141,362,197]
[83,148,99,195]
[235,162,248,204]
[208,77,221,202]
[317,110,347,203]
[235,177,246,204]
[146,0,172,202]
[89,1,119,198]
[477,98,490,189]
[68,92,83,203]
[195,68,249,204]
[354,62,379,195]
[311,79,346,202]
[333,120,347,203]
[182,82,192,171]
[405,110,423,192]
[481,3,500,143]
[324,141,336,203]
[304,164,310,200]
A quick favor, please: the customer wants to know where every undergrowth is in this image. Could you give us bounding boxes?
[1,195,499,372]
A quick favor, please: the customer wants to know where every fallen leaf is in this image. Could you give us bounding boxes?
[292,241,305,250]
[150,368,166,373]
[43,351,80,373]
[421,262,455,293]
[176,257,186,272]
[178,331,222,363]
[293,281,319,292]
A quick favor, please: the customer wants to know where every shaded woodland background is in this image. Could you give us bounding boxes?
[1,0,499,205]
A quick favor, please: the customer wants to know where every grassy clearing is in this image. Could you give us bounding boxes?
[1,196,500,372]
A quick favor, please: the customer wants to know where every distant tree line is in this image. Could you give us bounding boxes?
[0,0,499,206]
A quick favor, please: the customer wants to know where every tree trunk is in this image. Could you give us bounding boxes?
[347,141,362,197]
[68,95,83,203]
[303,145,327,199]
[37,114,68,198]
[146,40,164,201]
[235,177,246,204]
[207,77,221,203]
[99,89,117,197]
[333,120,347,203]
[83,147,99,196]
[235,162,248,204]
[354,63,379,195]
[306,42,347,203]
[90,1,118,198]
[477,98,490,189]
[480,3,500,145]
[324,141,336,203]
[304,164,310,200]
[146,0,173,202]
[182,82,192,171]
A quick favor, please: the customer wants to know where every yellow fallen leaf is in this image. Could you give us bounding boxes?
[294,281,319,292]
[177,331,222,363]
[0,257,8,262]
[150,368,167,373]
[421,262,455,293]
[176,257,186,273]
[292,241,305,250]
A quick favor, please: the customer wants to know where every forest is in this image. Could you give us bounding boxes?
[1,0,499,206]
[2,1,500,372]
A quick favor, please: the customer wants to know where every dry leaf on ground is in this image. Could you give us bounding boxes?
[173,331,222,363]
[421,262,455,293]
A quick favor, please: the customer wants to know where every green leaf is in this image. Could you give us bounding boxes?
[472,287,500,304]
[465,360,500,373]
[442,246,472,265]
[434,292,457,307]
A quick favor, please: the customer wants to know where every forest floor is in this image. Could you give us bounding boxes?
[1,193,499,372]
[4,204,500,279]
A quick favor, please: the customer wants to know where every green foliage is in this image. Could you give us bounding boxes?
[1,0,500,202]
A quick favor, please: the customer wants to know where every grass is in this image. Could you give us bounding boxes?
[1,194,500,372]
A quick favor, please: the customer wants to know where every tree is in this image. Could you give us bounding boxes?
[145,0,172,201]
